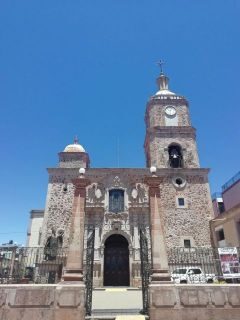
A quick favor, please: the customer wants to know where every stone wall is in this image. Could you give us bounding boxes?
[41,172,77,247]
[160,172,213,248]
[58,152,90,169]
[0,284,85,320]
[1,284,240,320]
[41,167,213,250]
[149,134,200,168]
[148,103,191,128]
[149,284,240,320]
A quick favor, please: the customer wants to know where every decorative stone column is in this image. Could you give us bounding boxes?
[94,225,100,260]
[134,224,140,260]
[62,176,90,282]
[145,176,171,283]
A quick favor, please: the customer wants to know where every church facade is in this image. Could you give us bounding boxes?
[31,70,214,287]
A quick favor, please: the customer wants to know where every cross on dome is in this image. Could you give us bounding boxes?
[63,136,86,153]
[74,135,79,144]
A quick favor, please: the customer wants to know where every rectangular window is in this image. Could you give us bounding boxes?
[178,198,185,206]
[218,201,225,214]
[216,229,225,241]
[188,268,201,275]
[109,189,124,213]
[184,239,191,248]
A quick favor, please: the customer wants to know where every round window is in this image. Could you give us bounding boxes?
[172,176,186,189]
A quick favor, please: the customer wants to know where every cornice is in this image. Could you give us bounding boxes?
[149,95,187,104]
[47,167,79,175]
[30,210,44,218]
[47,167,210,177]
[145,96,189,115]
[147,126,196,135]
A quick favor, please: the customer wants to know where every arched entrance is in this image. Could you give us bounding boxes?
[104,234,130,286]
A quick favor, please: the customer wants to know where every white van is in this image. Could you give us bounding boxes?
[171,267,214,284]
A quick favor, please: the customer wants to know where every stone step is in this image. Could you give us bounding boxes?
[91,287,143,316]
[92,309,142,316]
[86,315,148,320]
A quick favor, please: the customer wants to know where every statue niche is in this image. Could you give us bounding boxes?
[87,183,104,205]
[44,229,63,261]
[130,183,147,204]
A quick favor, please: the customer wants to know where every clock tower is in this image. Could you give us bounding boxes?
[144,68,213,249]
[144,71,200,169]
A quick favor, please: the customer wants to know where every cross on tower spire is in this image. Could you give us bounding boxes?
[156,60,165,75]
[74,135,79,144]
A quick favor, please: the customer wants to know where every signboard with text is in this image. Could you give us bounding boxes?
[218,247,240,279]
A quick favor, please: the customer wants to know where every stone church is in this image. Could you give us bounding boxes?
[29,70,214,287]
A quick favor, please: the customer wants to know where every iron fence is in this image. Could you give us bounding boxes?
[85,227,95,316]
[139,227,151,314]
[168,247,240,284]
[1,246,240,285]
[0,247,67,284]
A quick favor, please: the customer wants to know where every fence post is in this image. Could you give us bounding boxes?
[9,247,16,280]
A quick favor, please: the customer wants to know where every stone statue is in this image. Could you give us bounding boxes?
[87,183,104,203]
[44,229,60,261]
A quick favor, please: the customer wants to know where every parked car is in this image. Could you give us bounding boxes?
[171,267,215,284]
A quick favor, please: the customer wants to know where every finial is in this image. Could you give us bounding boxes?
[150,166,157,176]
[79,167,85,177]
[156,60,165,75]
[156,60,171,92]
[74,135,79,144]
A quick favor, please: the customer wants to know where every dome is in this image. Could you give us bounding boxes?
[155,88,176,96]
[63,137,86,153]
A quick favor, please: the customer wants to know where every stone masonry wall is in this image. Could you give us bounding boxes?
[148,104,191,128]
[1,284,240,320]
[149,135,200,168]
[59,159,87,168]
[149,284,240,320]
[0,284,85,320]
[41,177,75,247]
[160,174,213,248]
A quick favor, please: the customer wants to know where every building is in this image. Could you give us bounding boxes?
[26,210,44,247]
[27,70,214,287]
[0,242,22,282]
[211,171,240,247]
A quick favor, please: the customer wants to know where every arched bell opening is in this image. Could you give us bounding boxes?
[168,144,183,168]
[103,234,130,286]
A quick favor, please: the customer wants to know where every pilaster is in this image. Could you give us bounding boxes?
[62,177,90,282]
[145,176,171,283]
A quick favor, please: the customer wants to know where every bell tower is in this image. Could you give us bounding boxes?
[143,65,214,250]
[144,67,200,169]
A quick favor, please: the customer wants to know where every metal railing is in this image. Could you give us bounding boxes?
[168,247,240,284]
[222,171,240,192]
[0,247,67,284]
[1,246,240,285]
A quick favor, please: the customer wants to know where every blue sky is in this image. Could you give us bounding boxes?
[0,0,239,245]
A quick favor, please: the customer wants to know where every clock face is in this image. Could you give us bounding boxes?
[165,106,176,116]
